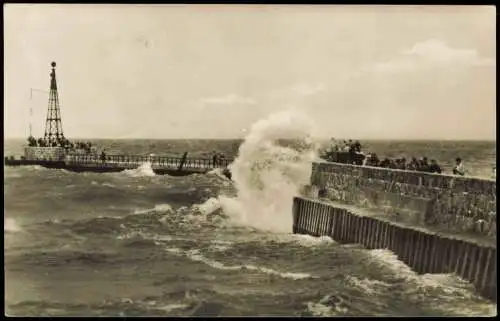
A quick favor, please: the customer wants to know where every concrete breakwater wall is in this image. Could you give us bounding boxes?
[309,162,496,238]
[292,197,497,301]
[24,147,66,161]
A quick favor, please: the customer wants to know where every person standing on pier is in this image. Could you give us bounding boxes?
[452,157,466,176]
[212,151,219,167]
[100,151,106,164]
[428,159,442,174]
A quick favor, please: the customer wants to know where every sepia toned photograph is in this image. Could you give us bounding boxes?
[3,4,496,317]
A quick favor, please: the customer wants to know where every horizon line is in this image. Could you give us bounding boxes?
[3,136,497,142]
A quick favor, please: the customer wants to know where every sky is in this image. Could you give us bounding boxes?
[4,4,496,140]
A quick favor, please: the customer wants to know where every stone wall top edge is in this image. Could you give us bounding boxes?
[25,147,65,151]
[312,161,495,184]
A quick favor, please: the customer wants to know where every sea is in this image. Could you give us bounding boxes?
[4,115,497,316]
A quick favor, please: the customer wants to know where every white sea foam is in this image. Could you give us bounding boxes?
[305,294,349,316]
[164,247,313,280]
[102,182,116,188]
[219,110,319,233]
[4,218,21,233]
[134,203,174,215]
[155,303,191,312]
[123,162,156,177]
[192,197,221,216]
[365,249,497,316]
[290,234,335,247]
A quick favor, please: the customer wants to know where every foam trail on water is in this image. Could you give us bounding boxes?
[220,110,319,233]
[123,162,156,177]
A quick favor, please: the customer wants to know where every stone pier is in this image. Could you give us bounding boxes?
[292,161,496,301]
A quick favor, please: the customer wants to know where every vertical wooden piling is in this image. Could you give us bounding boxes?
[406,230,416,268]
[292,198,298,234]
[454,240,466,276]
[305,201,311,234]
[365,218,372,248]
[400,228,410,265]
[352,215,361,244]
[423,233,434,274]
[311,202,318,236]
[339,210,346,243]
[459,243,472,280]
[428,235,440,273]
[327,207,335,238]
[486,250,497,300]
[346,213,354,243]
[466,244,479,282]
[412,230,422,269]
[358,217,366,246]
[321,205,329,236]
[474,247,488,289]
[332,208,341,240]
[433,237,446,273]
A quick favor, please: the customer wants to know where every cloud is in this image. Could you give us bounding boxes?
[371,39,495,74]
[199,93,256,105]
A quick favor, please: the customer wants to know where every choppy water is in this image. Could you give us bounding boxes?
[4,114,497,316]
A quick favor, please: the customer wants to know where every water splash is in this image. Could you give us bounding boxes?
[123,162,156,177]
[220,110,319,233]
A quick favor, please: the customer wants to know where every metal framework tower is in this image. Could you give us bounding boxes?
[44,61,64,143]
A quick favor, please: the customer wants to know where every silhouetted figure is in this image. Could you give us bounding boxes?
[342,140,350,151]
[380,158,391,168]
[353,140,362,153]
[407,157,418,171]
[212,151,219,167]
[219,153,226,166]
[416,157,429,172]
[27,136,37,147]
[399,157,407,170]
[453,157,466,176]
[100,151,106,163]
[429,159,442,174]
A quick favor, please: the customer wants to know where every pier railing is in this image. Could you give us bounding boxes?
[64,154,232,169]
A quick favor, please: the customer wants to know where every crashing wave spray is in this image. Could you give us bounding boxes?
[123,162,156,177]
[220,110,319,233]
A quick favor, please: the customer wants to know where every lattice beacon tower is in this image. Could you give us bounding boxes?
[44,61,64,143]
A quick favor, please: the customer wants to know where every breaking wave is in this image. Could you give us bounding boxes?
[220,110,319,233]
[123,162,156,177]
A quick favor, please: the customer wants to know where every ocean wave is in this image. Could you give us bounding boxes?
[304,294,350,316]
[164,247,313,280]
[134,204,174,215]
[123,162,156,177]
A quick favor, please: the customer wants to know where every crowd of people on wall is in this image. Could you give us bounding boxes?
[362,153,445,174]
[323,138,477,177]
[27,136,93,154]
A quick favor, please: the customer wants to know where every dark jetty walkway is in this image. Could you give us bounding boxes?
[5,153,232,176]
